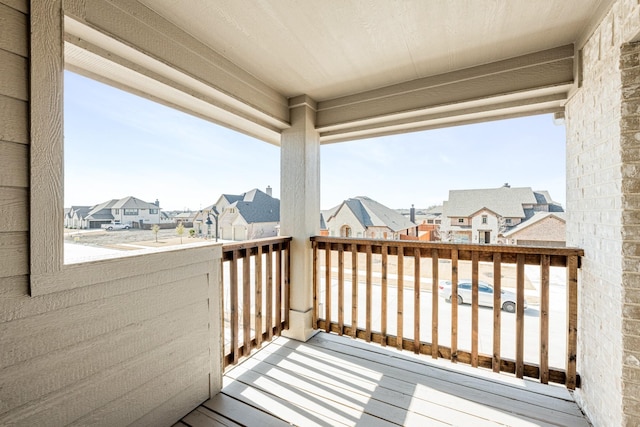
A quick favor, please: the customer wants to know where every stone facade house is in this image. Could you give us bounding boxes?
[439,186,564,244]
[194,188,280,241]
[323,196,417,239]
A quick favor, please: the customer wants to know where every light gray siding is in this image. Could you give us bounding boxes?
[0,2,220,425]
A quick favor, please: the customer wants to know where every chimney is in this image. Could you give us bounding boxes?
[503,183,510,188]
[154,199,160,207]
[410,204,416,223]
[266,185,272,197]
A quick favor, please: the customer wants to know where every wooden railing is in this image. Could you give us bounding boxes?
[222,237,291,367]
[311,236,583,389]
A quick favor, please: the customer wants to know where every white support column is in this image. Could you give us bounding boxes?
[280,95,320,342]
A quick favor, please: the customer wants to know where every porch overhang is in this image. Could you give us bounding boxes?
[60,0,607,145]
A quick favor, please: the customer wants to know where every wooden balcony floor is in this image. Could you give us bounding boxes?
[178,332,589,427]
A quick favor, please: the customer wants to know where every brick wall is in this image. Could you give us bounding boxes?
[509,216,566,244]
[566,1,640,425]
[620,40,640,425]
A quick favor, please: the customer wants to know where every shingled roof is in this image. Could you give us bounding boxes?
[444,187,540,218]
[228,188,280,223]
[328,196,415,232]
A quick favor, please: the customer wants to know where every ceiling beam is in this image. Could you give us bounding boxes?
[63,0,289,142]
[316,45,574,143]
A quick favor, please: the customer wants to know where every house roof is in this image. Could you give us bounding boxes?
[503,212,566,237]
[111,196,159,210]
[225,188,280,223]
[328,196,416,232]
[444,187,540,219]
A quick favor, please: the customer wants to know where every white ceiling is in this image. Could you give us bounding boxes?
[64,0,614,144]
[139,0,609,101]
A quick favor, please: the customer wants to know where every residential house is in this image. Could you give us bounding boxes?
[79,196,162,229]
[3,1,638,426]
[503,212,567,247]
[64,205,91,229]
[417,205,443,241]
[439,185,564,244]
[194,187,280,240]
[323,196,417,239]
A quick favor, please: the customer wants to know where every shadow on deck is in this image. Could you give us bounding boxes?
[178,332,589,426]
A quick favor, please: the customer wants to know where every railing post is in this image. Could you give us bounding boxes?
[566,255,579,389]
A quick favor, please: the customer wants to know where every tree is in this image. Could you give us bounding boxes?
[151,224,160,243]
[176,223,185,244]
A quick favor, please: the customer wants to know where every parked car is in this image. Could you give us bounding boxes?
[438,279,527,313]
[101,221,131,231]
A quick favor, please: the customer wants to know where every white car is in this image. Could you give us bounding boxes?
[101,221,131,231]
[438,279,527,313]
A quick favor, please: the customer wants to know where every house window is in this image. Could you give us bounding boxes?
[482,215,487,224]
[458,218,464,223]
[124,209,138,215]
[150,209,158,214]
[435,220,441,224]
[341,225,352,237]
[506,218,512,224]
[114,209,119,214]
[427,219,434,224]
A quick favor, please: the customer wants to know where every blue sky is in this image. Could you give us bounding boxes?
[64,71,566,211]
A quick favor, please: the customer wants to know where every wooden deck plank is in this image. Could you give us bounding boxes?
[226,360,447,426]
[186,333,589,427]
[232,347,519,426]
[181,406,242,426]
[202,394,291,427]
[303,335,588,424]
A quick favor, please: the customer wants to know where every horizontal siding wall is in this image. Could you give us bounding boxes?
[0,2,220,426]
[0,253,218,426]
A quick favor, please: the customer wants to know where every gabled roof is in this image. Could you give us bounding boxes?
[444,187,539,218]
[111,196,159,210]
[328,196,416,232]
[224,188,280,223]
[503,212,566,237]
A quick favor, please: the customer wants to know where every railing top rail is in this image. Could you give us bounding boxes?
[222,236,292,253]
[310,236,584,258]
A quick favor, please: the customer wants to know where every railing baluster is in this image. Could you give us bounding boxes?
[431,248,439,359]
[566,255,579,390]
[276,244,283,335]
[397,246,404,350]
[381,245,388,346]
[231,250,239,365]
[366,244,372,342]
[266,244,273,341]
[243,248,251,356]
[451,249,458,363]
[306,236,583,388]
[220,237,292,367]
[338,244,344,335]
[540,254,550,384]
[255,245,263,348]
[284,240,290,330]
[493,252,502,373]
[516,253,525,378]
[325,245,332,333]
[414,247,421,354]
[312,241,318,329]
[471,250,479,367]
[351,243,358,338]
